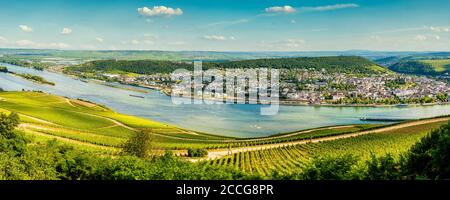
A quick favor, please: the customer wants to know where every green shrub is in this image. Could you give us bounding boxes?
[187,148,208,157]
[404,121,450,179]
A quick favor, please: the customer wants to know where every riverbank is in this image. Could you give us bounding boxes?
[0,67,55,86]
[134,84,450,108]
[3,62,450,138]
[78,76,448,108]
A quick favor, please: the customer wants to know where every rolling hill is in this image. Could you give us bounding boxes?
[66,56,389,75]
[389,59,450,75]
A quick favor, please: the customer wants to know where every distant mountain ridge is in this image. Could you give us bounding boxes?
[2,48,450,62]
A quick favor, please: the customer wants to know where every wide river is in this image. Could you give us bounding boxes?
[1,63,450,137]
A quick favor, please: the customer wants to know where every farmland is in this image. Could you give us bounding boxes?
[1,91,449,178]
[208,120,447,176]
[0,91,233,152]
[0,91,386,151]
[421,59,450,73]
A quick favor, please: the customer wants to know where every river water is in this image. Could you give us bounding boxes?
[1,63,450,137]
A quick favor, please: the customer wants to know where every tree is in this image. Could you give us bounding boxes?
[0,112,27,156]
[404,121,450,179]
[365,153,401,180]
[0,66,8,73]
[0,112,20,139]
[297,154,360,180]
[187,148,208,157]
[121,130,154,158]
[436,93,448,102]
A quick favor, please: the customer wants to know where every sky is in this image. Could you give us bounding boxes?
[0,0,450,51]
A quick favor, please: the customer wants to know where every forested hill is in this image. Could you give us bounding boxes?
[67,56,388,74]
[389,61,437,75]
[389,60,450,75]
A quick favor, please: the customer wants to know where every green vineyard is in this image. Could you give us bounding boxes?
[209,120,447,177]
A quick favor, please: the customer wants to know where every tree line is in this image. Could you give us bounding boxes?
[389,61,440,75]
[66,56,386,75]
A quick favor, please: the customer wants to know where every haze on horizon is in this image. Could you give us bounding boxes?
[0,0,449,52]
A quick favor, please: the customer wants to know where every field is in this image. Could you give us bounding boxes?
[1,91,448,177]
[420,59,450,73]
[208,120,447,176]
[0,92,235,152]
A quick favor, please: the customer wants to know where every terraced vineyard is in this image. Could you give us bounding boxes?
[2,91,448,175]
[209,120,447,177]
[0,92,234,151]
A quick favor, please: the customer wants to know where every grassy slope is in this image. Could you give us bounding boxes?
[0,91,387,152]
[2,91,446,170]
[420,59,450,72]
[0,92,232,150]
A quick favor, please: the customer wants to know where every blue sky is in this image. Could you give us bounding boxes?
[0,0,449,51]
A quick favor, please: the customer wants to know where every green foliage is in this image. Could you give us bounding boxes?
[121,131,154,158]
[404,121,450,179]
[0,66,8,73]
[67,56,386,75]
[297,154,359,180]
[365,153,402,180]
[421,59,450,73]
[187,148,208,157]
[436,93,448,102]
[69,59,194,74]
[0,118,248,180]
[0,113,27,156]
[87,153,248,180]
[0,113,20,139]
[13,73,55,86]
[389,61,437,75]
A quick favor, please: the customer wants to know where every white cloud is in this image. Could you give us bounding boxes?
[137,6,183,17]
[435,35,441,40]
[204,19,249,27]
[0,36,8,43]
[143,33,159,39]
[302,4,359,11]
[96,37,104,43]
[143,40,154,45]
[259,39,306,50]
[80,44,97,50]
[61,27,72,35]
[229,36,236,40]
[203,35,227,41]
[15,40,70,49]
[265,5,296,14]
[168,41,186,45]
[19,25,33,33]
[370,35,382,42]
[16,40,35,46]
[283,39,305,47]
[414,35,427,41]
[430,26,450,33]
[49,42,70,49]
[131,39,140,45]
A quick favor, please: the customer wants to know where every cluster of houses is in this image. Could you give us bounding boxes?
[98,68,450,104]
[280,71,450,103]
